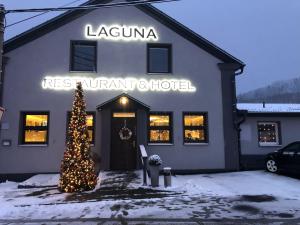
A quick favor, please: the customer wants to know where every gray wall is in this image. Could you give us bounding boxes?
[241,116,300,156]
[0,4,229,173]
[240,115,300,169]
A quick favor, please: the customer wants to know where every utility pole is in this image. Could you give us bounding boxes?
[0,4,4,123]
[0,4,5,102]
[0,4,4,85]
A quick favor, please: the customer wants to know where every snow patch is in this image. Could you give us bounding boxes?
[237,103,300,113]
[18,174,60,188]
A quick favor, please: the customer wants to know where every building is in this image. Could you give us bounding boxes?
[238,103,300,169]
[0,0,247,176]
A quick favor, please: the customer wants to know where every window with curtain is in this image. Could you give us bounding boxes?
[20,112,49,144]
[148,112,173,144]
[183,112,208,144]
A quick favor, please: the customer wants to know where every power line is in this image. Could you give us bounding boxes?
[5,0,181,14]
[5,0,85,28]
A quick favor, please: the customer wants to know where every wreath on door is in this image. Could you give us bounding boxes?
[119,120,133,140]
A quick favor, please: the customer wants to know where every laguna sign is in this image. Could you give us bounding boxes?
[42,76,196,92]
[85,24,158,42]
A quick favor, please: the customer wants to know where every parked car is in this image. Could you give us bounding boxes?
[265,141,300,173]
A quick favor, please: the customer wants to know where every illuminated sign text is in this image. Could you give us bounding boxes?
[42,76,196,92]
[85,24,158,42]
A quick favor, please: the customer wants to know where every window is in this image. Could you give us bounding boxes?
[282,142,300,153]
[258,122,281,146]
[147,44,172,73]
[20,112,49,145]
[67,112,95,144]
[148,112,173,144]
[183,112,208,144]
[70,41,97,72]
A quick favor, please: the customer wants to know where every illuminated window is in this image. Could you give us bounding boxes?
[67,112,95,144]
[20,112,49,144]
[183,112,208,144]
[148,112,172,144]
[147,44,172,73]
[258,122,281,146]
[70,41,97,72]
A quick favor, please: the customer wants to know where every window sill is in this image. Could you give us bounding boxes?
[184,143,209,146]
[147,143,174,146]
[69,70,97,73]
[18,144,48,147]
[147,72,173,75]
[259,144,282,148]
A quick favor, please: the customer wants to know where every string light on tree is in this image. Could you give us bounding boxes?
[58,82,97,193]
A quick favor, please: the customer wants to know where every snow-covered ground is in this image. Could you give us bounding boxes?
[0,171,300,221]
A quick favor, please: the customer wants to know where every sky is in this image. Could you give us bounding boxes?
[1,0,300,94]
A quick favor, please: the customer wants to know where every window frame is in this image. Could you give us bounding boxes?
[19,111,50,145]
[70,40,97,72]
[257,121,281,147]
[147,43,172,74]
[148,112,173,144]
[66,111,96,145]
[183,112,209,144]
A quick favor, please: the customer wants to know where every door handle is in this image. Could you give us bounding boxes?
[133,141,136,148]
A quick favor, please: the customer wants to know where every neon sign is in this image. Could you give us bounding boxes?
[85,24,158,42]
[42,76,196,92]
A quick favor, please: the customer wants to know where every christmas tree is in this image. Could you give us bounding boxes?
[58,82,97,193]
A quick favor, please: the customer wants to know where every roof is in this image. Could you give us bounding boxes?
[4,0,245,67]
[97,93,150,110]
[237,103,300,113]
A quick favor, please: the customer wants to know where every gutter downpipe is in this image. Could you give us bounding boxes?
[234,64,246,170]
[0,56,8,140]
[234,109,247,170]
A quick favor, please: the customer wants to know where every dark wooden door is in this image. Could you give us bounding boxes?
[110,113,137,170]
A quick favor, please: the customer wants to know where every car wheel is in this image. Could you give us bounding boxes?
[266,159,278,173]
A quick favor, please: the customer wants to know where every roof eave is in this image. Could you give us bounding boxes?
[97,93,150,110]
[3,0,111,53]
[136,3,245,66]
[4,0,245,68]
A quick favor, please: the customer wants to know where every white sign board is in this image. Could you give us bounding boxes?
[85,24,158,42]
[42,76,196,92]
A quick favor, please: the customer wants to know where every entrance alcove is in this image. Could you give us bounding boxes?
[97,93,150,170]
